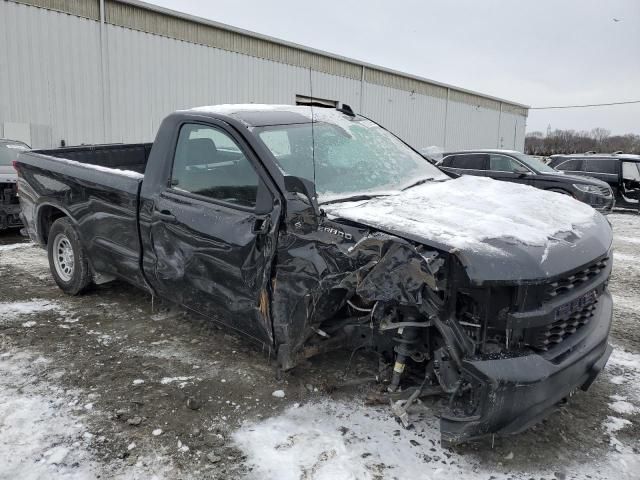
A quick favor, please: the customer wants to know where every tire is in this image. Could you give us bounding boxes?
[47,217,92,295]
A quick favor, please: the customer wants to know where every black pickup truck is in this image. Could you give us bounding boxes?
[15,105,614,445]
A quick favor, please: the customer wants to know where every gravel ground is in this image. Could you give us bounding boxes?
[0,213,639,479]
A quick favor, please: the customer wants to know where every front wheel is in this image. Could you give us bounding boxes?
[47,217,92,295]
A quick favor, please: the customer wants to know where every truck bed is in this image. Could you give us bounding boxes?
[38,143,152,174]
[17,143,152,289]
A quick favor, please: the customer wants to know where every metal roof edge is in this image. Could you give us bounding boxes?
[114,0,531,110]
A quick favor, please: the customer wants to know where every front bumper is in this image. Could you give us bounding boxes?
[441,291,613,444]
[578,192,614,213]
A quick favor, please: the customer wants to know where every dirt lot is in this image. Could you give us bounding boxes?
[1,214,639,480]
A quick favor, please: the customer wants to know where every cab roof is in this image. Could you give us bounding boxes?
[183,104,358,127]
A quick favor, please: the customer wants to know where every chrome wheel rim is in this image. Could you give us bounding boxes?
[53,234,74,282]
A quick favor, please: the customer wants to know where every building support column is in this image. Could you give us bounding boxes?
[497,102,503,148]
[99,0,109,143]
[442,88,450,149]
[359,65,366,114]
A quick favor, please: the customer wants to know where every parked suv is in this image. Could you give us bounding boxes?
[438,149,614,212]
[0,139,30,230]
[548,153,640,211]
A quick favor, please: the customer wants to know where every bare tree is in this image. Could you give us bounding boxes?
[590,128,611,143]
[524,128,640,156]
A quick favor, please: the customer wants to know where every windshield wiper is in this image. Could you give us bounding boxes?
[402,177,435,190]
[321,193,389,205]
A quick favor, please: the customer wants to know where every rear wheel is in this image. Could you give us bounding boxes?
[47,217,92,295]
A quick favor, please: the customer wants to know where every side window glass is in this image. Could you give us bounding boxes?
[584,159,618,175]
[622,162,640,181]
[489,154,528,173]
[454,154,487,170]
[440,155,455,167]
[171,124,260,207]
[556,159,582,171]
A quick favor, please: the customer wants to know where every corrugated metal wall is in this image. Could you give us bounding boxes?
[0,0,528,150]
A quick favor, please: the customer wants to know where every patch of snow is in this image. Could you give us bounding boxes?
[609,399,638,415]
[325,175,599,253]
[36,155,144,179]
[0,300,61,320]
[607,346,640,400]
[132,379,145,385]
[234,400,640,480]
[21,320,37,328]
[271,390,285,398]
[0,350,97,479]
[609,375,627,385]
[160,376,194,385]
[0,242,32,252]
[615,236,640,245]
[188,104,301,116]
[603,416,632,434]
[44,446,70,465]
[152,429,163,436]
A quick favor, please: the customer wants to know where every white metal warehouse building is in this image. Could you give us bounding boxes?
[0,0,529,150]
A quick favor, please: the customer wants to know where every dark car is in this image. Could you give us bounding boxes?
[438,149,614,212]
[15,105,613,445]
[0,139,30,230]
[548,153,640,211]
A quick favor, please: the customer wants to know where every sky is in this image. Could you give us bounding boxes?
[146,0,640,135]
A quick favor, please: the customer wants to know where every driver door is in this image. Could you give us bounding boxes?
[147,121,281,345]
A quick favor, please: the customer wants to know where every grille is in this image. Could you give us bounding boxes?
[530,301,597,351]
[545,257,608,301]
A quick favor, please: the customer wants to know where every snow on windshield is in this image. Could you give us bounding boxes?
[325,175,598,252]
[256,110,447,198]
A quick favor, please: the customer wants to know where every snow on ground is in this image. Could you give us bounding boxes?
[0,243,32,252]
[607,347,640,400]
[0,299,62,321]
[0,332,173,480]
[234,399,639,480]
[0,349,99,480]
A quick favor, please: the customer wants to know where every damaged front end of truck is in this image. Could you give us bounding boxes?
[270,179,613,445]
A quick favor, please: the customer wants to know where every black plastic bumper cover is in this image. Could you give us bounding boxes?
[441,292,613,444]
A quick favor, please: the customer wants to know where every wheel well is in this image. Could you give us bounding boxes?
[547,187,572,196]
[38,205,68,245]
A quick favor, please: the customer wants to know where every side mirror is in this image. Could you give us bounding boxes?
[283,175,320,216]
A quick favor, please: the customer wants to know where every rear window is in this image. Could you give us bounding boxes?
[583,158,618,175]
[447,154,487,170]
[0,143,29,166]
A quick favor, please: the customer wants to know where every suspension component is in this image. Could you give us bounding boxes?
[388,325,420,392]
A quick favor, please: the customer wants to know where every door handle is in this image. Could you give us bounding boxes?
[153,209,177,223]
[252,216,270,234]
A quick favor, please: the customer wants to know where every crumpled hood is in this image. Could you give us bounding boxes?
[0,165,18,183]
[324,176,613,283]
